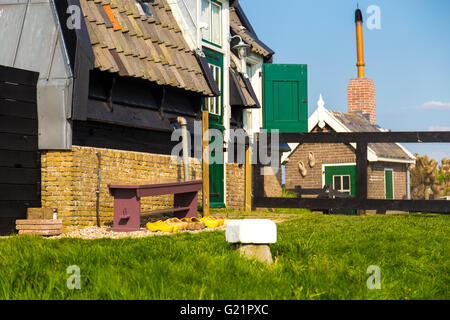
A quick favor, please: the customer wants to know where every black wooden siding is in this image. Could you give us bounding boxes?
[0,66,41,235]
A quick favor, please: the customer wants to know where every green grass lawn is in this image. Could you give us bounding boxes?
[0,212,448,300]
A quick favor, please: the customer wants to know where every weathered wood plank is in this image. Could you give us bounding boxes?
[0,218,17,235]
[356,142,368,202]
[0,66,39,86]
[0,201,40,218]
[276,132,450,143]
[254,197,450,213]
[27,208,54,220]
[16,219,63,225]
[0,115,38,135]
[0,150,39,168]
[18,230,62,236]
[0,133,38,151]
[0,185,40,201]
[16,225,62,231]
[0,167,40,184]
[0,99,37,119]
[0,82,37,103]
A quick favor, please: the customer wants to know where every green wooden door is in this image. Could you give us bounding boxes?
[263,64,308,132]
[203,47,225,207]
[325,165,356,214]
[385,170,394,199]
[209,145,224,208]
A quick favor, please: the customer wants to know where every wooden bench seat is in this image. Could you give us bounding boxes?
[108,180,202,232]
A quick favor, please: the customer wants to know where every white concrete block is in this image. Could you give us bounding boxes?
[226,219,277,244]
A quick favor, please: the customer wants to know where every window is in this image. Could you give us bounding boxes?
[206,63,221,115]
[201,0,222,46]
[333,175,351,195]
[246,63,256,78]
[135,0,152,17]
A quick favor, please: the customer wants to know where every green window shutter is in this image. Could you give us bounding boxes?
[385,170,394,199]
[263,64,308,133]
[203,47,224,129]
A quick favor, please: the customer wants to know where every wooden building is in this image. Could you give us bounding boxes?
[0,0,289,231]
[0,0,221,231]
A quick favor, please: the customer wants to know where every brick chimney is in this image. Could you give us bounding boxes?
[347,8,377,124]
[348,78,376,124]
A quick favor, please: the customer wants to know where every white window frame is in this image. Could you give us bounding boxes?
[206,63,222,116]
[201,0,222,46]
[333,175,352,195]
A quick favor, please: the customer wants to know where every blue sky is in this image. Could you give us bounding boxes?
[240,0,450,161]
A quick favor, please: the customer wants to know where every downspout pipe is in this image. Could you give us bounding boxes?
[95,152,101,227]
[177,117,190,181]
[407,163,411,200]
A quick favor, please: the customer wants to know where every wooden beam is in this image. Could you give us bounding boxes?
[245,145,252,213]
[275,131,450,143]
[202,110,210,217]
[254,197,450,213]
[356,142,368,214]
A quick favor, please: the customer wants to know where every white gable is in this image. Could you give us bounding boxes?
[282,95,415,164]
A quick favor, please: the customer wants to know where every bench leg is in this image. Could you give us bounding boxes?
[174,192,199,219]
[109,190,141,232]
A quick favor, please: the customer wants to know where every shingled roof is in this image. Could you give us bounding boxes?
[80,0,214,96]
[329,111,415,161]
[283,100,416,164]
[229,4,274,59]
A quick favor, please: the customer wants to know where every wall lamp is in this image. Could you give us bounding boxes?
[229,34,251,59]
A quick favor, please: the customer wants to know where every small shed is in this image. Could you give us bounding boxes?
[283,95,416,205]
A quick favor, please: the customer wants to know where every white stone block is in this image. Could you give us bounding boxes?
[226,219,277,244]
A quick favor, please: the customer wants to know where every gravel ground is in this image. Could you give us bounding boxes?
[1,216,285,240]
[49,224,228,240]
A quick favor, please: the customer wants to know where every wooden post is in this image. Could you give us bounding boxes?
[245,145,252,212]
[202,110,210,217]
[356,142,368,215]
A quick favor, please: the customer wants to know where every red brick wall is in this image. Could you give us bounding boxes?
[348,78,376,124]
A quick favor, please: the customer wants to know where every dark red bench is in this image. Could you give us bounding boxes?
[108,180,203,232]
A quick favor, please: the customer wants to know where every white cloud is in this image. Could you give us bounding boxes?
[421,101,450,110]
[428,126,450,131]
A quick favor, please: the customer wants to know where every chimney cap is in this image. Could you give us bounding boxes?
[355,9,363,24]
